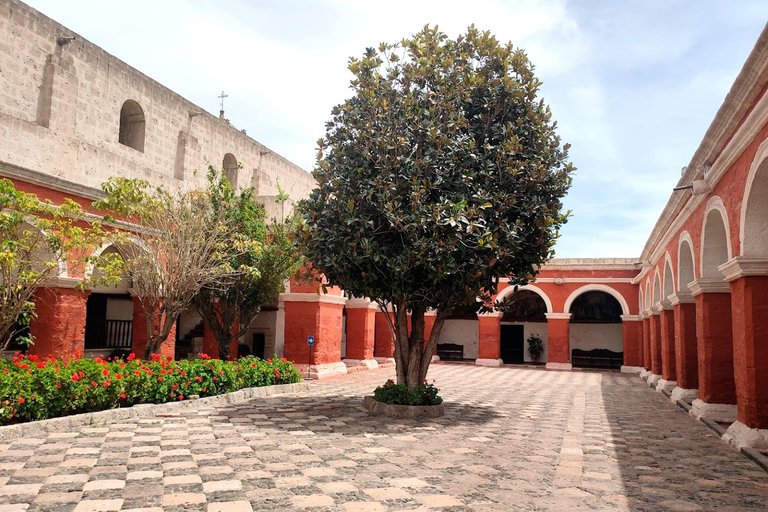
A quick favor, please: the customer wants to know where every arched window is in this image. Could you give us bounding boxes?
[223,153,238,185]
[501,290,547,322]
[701,207,729,278]
[569,291,623,324]
[118,100,146,152]
[678,238,695,292]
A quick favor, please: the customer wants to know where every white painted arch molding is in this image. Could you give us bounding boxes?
[740,137,768,257]
[562,283,631,316]
[494,283,553,314]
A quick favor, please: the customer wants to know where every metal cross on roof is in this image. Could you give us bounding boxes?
[218,90,228,112]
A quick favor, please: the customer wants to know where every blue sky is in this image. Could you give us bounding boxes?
[25,0,768,257]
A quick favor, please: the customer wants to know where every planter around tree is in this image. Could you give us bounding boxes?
[363,396,445,418]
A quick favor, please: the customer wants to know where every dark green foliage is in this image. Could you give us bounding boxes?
[373,379,443,406]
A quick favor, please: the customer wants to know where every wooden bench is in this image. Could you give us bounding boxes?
[436,343,464,361]
[571,348,623,369]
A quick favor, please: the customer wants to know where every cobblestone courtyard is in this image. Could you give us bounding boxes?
[0,364,766,511]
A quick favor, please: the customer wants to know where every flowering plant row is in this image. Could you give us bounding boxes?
[0,352,301,425]
[372,379,443,406]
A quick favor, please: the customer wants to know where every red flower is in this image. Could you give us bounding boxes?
[127,353,136,361]
[2,369,8,375]
[157,376,163,382]
[218,370,223,375]
[201,387,206,392]
[280,358,287,362]
[134,370,141,376]
[102,369,109,376]
[178,395,183,400]
[56,382,62,389]
[151,353,161,362]
[18,364,28,369]
[200,353,211,360]
[120,393,127,399]
[91,381,98,387]
[252,362,257,367]
[17,397,25,404]
[180,371,186,377]
[104,380,111,388]
[171,384,178,390]
[212,377,218,381]
[195,376,202,382]
[268,358,273,363]
[115,373,123,380]
[28,355,38,362]
[71,374,80,382]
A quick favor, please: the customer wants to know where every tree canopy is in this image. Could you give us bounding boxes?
[299,26,573,389]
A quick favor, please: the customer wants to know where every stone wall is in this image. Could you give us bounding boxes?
[0,0,316,214]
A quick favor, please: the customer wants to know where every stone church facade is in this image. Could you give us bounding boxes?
[2,0,768,453]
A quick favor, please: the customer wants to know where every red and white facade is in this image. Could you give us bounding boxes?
[3,2,768,454]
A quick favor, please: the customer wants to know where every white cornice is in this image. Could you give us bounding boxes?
[668,292,695,305]
[479,311,503,318]
[535,277,635,284]
[656,300,673,311]
[0,161,105,200]
[545,313,572,320]
[278,293,348,305]
[719,257,768,282]
[344,298,378,310]
[620,314,643,322]
[688,278,731,296]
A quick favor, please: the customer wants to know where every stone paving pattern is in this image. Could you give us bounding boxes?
[0,364,766,511]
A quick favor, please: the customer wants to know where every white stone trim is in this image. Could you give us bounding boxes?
[620,365,643,374]
[545,313,572,320]
[670,387,698,404]
[655,300,673,311]
[656,379,677,393]
[344,298,378,310]
[668,292,695,305]
[44,277,82,289]
[688,278,730,296]
[648,373,662,387]
[562,284,631,316]
[295,361,348,380]
[278,293,348,305]
[478,311,503,318]
[374,357,395,366]
[495,284,553,313]
[740,136,768,256]
[640,369,651,380]
[677,231,697,292]
[723,421,768,453]
[343,359,379,369]
[475,358,503,367]
[718,257,768,282]
[534,277,634,284]
[663,252,676,299]
[620,315,642,322]
[699,196,734,278]
[691,399,738,424]
[545,362,572,370]
[653,268,663,305]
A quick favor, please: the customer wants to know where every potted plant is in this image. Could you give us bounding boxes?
[527,333,544,361]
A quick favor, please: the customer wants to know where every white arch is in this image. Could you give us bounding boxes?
[84,236,150,279]
[663,252,675,300]
[677,231,696,291]
[699,196,732,278]
[638,287,644,315]
[653,268,662,305]
[563,284,630,316]
[644,281,651,310]
[495,283,553,314]
[740,138,768,256]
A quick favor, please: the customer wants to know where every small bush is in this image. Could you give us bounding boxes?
[372,379,443,406]
[0,352,301,425]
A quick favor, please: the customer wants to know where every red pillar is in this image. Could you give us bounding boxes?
[620,316,643,368]
[131,297,176,360]
[692,281,736,407]
[545,313,571,370]
[283,295,346,379]
[660,307,677,383]
[728,273,768,429]
[374,311,395,360]
[642,316,651,371]
[672,296,698,392]
[477,313,502,366]
[344,299,377,368]
[649,311,662,377]
[29,287,89,360]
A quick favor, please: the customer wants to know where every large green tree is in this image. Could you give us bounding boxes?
[299,26,573,390]
[193,167,303,359]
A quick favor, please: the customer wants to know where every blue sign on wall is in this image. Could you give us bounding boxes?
[307,336,315,346]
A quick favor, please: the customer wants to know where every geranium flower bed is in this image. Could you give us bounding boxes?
[0,352,301,425]
[372,379,443,406]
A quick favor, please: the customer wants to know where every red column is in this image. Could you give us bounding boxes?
[642,316,651,371]
[283,294,346,379]
[202,320,239,360]
[131,297,176,360]
[692,281,736,406]
[660,306,677,383]
[29,287,89,360]
[620,316,643,368]
[672,296,698,393]
[649,311,662,377]
[477,313,501,366]
[545,313,571,370]
[728,272,768,429]
[374,311,395,360]
[344,299,377,368]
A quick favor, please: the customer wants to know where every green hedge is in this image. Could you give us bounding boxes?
[0,352,301,425]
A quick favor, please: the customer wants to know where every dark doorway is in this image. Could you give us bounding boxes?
[252,332,266,359]
[500,325,525,364]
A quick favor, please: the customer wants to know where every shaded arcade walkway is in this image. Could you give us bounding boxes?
[0,365,765,511]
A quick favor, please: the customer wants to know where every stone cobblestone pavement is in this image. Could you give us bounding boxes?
[0,364,766,511]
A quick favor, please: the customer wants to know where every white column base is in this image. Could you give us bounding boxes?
[691,399,738,424]
[670,387,698,404]
[343,359,379,371]
[723,421,768,454]
[621,365,643,374]
[296,361,348,380]
[374,357,395,367]
[647,373,662,388]
[546,362,572,370]
[656,379,677,393]
[639,369,651,380]
[431,355,441,362]
[475,358,503,367]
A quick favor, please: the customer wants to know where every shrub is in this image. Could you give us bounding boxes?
[0,352,301,425]
[527,333,544,360]
[372,379,443,406]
